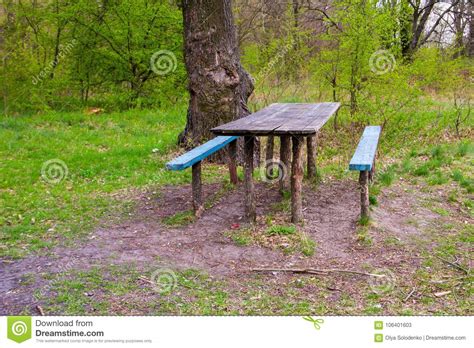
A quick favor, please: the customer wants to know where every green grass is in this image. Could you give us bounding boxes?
[378,166,397,186]
[266,225,296,235]
[0,106,190,257]
[225,228,253,246]
[162,210,195,227]
[2,102,471,259]
[225,224,316,257]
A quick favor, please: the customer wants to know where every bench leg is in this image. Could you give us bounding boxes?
[306,134,317,179]
[228,139,238,185]
[192,161,204,217]
[291,135,304,223]
[244,136,256,222]
[279,135,291,193]
[265,135,275,178]
[359,170,370,219]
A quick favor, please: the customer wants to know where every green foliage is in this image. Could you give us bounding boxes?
[378,166,397,186]
[1,0,185,114]
[266,225,296,236]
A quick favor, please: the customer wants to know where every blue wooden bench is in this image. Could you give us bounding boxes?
[166,136,239,217]
[349,126,382,218]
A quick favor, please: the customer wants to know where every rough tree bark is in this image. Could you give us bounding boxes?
[179,0,254,156]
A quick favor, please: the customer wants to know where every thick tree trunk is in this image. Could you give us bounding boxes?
[179,0,254,155]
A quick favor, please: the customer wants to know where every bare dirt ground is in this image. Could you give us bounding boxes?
[1,178,472,315]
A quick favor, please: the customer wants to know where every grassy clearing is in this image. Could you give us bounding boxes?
[368,141,474,206]
[1,100,471,258]
[14,143,474,315]
[0,106,189,258]
[1,99,472,316]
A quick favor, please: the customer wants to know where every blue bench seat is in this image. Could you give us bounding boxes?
[166,135,239,217]
[349,126,381,172]
[349,126,382,219]
[166,136,238,171]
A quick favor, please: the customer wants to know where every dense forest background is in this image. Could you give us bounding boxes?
[0,0,472,128]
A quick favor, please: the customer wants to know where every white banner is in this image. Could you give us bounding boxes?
[1,316,472,347]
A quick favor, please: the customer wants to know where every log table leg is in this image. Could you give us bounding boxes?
[291,135,304,223]
[265,135,275,179]
[228,139,238,185]
[279,135,291,193]
[369,158,376,183]
[192,161,204,217]
[244,136,256,222]
[307,134,317,179]
[359,170,370,219]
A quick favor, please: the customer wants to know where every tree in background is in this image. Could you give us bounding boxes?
[0,0,185,113]
[0,0,472,116]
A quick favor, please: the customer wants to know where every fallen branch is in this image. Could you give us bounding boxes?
[36,305,45,316]
[251,268,385,278]
[403,288,416,303]
[434,290,451,297]
[435,255,469,275]
[138,276,154,285]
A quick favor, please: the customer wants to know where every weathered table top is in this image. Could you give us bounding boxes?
[211,102,340,136]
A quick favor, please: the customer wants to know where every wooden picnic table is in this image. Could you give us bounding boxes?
[211,102,340,223]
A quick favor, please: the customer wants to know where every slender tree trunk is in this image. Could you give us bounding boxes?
[179,0,254,155]
[469,0,474,57]
[453,1,465,57]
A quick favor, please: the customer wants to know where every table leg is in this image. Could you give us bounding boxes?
[279,135,291,193]
[265,135,275,179]
[307,134,317,179]
[244,136,256,222]
[192,161,204,217]
[228,139,238,185]
[291,135,304,223]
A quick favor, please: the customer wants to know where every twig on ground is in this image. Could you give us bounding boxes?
[433,290,451,297]
[403,287,416,302]
[435,255,469,274]
[36,305,45,316]
[138,276,154,285]
[251,268,385,277]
